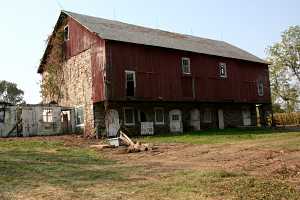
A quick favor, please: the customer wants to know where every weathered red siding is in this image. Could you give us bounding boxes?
[106,40,271,103]
[65,17,106,102]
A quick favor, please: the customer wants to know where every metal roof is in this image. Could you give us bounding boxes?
[62,10,267,64]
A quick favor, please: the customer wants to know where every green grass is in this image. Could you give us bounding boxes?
[0,130,300,199]
[141,128,300,145]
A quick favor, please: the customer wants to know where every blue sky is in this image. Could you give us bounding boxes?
[0,0,299,103]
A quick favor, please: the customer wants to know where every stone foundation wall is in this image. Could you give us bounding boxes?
[99,101,259,136]
[59,49,94,136]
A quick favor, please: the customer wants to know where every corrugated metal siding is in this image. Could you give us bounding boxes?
[107,40,271,103]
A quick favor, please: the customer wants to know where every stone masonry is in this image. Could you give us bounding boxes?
[59,49,94,136]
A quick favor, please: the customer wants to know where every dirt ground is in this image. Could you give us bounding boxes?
[3,134,300,191]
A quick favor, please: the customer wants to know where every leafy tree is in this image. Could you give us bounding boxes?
[0,80,25,105]
[267,26,300,112]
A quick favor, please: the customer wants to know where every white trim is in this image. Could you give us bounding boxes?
[257,80,264,96]
[125,70,136,88]
[64,25,70,41]
[154,107,165,125]
[123,107,135,126]
[219,62,227,78]
[181,57,191,74]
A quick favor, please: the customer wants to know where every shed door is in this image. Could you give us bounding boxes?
[242,108,251,126]
[106,109,120,137]
[22,109,37,136]
[190,109,200,131]
[169,109,183,133]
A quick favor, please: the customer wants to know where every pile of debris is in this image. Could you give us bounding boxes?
[90,131,152,153]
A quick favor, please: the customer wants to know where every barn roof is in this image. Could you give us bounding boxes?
[62,10,267,64]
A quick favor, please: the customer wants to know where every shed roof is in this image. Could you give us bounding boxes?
[62,10,267,64]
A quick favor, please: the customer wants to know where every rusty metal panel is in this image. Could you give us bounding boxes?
[106,40,271,104]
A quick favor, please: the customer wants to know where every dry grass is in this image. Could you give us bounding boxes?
[274,112,300,126]
[0,129,300,200]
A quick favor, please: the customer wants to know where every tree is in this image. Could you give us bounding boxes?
[267,26,300,112]
[0,80,25,105]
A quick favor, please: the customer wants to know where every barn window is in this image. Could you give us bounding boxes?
[43,108,53,123]
[125,70,136,97]
[203,109,212,123]
[219,63,227,78]
[75,106,84,126]
[172,114,180,121]
[181,57,191,74]
[64,25,69,41]
[257,80,264,96]
[155,108,164,125]
[124,107,135,126]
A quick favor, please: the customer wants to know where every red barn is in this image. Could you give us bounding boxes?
[38,11,272,136]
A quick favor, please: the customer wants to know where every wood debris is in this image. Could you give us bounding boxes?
[119,131,152,153]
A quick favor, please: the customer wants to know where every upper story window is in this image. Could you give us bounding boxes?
[42,108,53,123]
[219,62,227,78]
[125,70,136,97]
[257,80,264,96]
[64,25,69,41]
[181,57,191,74]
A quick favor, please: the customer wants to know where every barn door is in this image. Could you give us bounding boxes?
[190,109,200,131]
[105,109,120,137]
[242,108,251,126]
[218,109,224,129]
[169,109,183,133]
[22,108,37,136]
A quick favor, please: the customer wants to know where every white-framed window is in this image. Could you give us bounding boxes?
[125,70,136,97]
[219,62,227,78]
[172,114,180,121]
[64,25,69,41]
[124,107,135,126]
[75,106,84,126]
[257,80,264,96]
[42,108,53,123]
[154,107,164,125]
[203,109,212,123]
[181,57,191,74]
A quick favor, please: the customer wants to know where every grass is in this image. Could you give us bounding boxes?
[0,129,300,199]
[141,128,300,146]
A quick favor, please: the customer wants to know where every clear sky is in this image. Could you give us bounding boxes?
[0,0,299,103]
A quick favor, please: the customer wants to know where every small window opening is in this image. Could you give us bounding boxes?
[0,109,5,123]
[124,107,135,125]
[258,80,264,96]
[172,114,179,121]
[155,108,164,125]
[64,25,69,41]
[125,70,136,97]
[43,108,53,123]
[219,63,227,78]
[181,57,191,74]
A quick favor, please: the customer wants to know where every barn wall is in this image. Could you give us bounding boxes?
[106,40,271,104]
[64,16,106,102]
